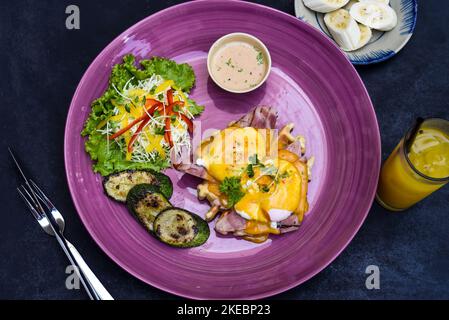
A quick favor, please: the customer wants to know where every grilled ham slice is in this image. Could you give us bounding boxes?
[228,105,278,129]
[214,211,300,236]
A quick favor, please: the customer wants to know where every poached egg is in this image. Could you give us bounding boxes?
[196,127,303,229]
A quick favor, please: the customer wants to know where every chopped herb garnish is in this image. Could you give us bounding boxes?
[170,115,177,122]
[225,58,232,66]
[141,95,146,104]
[249,154,259,165]
[256,52,264,65]
[124,104,131,113]
[278,171,290,180]
[153,110,160,117]
[172,104,180,112]
[150,86,156,95]
[157,93,164,101]
[246,164,255,178]
[134,96,139,104]
[154,126,165,135]
[219,176,245,208]
[261,185,270,193]
[238,68,243,72]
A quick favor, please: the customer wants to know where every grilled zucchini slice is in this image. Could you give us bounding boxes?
[153,208,210,248]
[153,172,173,200]
[103,170,173,202]
[126,184,171,232]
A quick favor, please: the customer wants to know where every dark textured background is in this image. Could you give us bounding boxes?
[0,0,448,300]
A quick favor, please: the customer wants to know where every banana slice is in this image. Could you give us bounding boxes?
[324,9,361,51]
[359,0,390,5]
[344,0,359,10]
[350,1,397,31]
[340,23,373,51]
[337,23,372,52]
[347,24,372,51]
[303,0,350,13]
[356,24,372,49]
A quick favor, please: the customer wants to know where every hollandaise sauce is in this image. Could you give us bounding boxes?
[198,127,308,240]
[235,159,301,224]
[377,119,449,211]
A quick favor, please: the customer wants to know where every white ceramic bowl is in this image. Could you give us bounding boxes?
[207,32,272,93]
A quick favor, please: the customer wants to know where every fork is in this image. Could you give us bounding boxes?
[10,148,113,300]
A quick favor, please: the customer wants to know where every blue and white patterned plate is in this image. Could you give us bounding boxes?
[294,0,418,65]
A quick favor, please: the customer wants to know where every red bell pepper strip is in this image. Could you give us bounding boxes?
[127,117,150,153]
[167,89,174,105]
[172,112,193,133]
[163,104,173,147]
[127,100,164,152]
[108,100,160,140]
[168,101,184,109]
[145,98,160,108]
[166,101,192,133]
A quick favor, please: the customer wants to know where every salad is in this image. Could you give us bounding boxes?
[81,54,204,176]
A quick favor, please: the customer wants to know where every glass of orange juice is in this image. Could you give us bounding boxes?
[376,118,449,211]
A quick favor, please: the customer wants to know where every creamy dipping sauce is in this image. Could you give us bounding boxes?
[211,41,268,91]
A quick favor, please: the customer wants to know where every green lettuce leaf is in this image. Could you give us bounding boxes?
[85,131,170,176]
[121,54,196,92]
[81,58,136,136]
[186,98,205,117]
[139,56,195,92]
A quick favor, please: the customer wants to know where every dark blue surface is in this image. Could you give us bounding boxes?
[0,0,448,300]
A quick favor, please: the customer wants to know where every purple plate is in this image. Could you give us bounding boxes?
[64,0,380,299]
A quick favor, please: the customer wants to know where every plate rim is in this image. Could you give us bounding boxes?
[64,0,381,299]
[294,0,418,65]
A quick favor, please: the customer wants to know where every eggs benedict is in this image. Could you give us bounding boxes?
[194,106,312,243]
